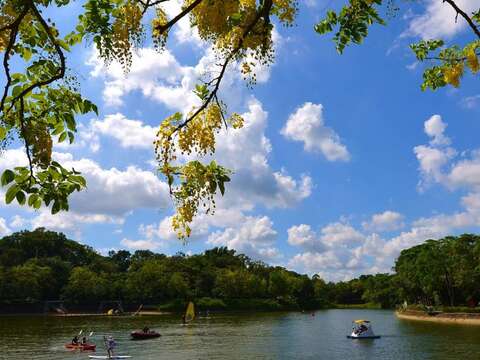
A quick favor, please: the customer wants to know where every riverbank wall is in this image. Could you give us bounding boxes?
[396,310,480,325]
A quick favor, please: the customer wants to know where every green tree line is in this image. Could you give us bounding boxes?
[0,229,479,312]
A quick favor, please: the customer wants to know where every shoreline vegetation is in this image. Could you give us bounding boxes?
[2,229,480,320]
[396,309,480,325]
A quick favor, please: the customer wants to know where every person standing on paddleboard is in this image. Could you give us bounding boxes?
[104,335,116,359]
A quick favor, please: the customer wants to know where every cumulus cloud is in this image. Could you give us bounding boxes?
[414,115,457,190]
[362,211,405,232]
[207,215,282,262]
[320,222,364,246]
[121,238,163,251]
[287,221,373,280]
[87,31,280,112]
[424,115,450,146]
[287,224,325,252]
[54,153,170,217]
[281,102,350,162]
[0,149,170,234]
[87,48,197,109]
[0,217,11,236]
[402,0,478,39]
[90,113,156,149]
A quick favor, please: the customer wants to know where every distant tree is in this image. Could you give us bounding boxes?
[63,267,108,304]
[109,250,132,272]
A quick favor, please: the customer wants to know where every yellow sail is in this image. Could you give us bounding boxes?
[185,301,195,322]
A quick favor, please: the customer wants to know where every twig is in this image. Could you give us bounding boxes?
[443,0,480,39]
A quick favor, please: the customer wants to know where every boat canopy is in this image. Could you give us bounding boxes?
[353,319,370,324]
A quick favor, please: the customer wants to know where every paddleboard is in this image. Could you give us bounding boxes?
[88,356,131,359]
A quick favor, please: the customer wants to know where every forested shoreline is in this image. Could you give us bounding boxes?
[0,229,479,314]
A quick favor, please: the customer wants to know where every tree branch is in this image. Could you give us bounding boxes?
[443,0,480,39]
[18,97,35,182]
[0,5,31,115]
[173,0,274,134]
[155,0,203,35]
[4,1,66,115]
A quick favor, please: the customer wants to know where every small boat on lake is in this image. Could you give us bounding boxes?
[347,320,380,339]
[65,343,96,351]
[130,329,161,340]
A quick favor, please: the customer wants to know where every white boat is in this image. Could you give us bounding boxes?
[347,320,381,339]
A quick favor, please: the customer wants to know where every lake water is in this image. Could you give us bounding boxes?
[1,309,479,359]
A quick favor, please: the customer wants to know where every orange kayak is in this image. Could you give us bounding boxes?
[65,343,96,351]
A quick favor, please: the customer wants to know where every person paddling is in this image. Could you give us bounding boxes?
[71,335,79,345]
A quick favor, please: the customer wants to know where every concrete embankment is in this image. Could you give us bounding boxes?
[396,310,480,325]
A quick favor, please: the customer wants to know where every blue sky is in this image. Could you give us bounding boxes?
[1,0,479,280]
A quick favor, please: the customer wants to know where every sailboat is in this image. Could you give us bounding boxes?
[183,301,195,324]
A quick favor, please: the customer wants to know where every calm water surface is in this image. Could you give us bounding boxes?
[0,310,479,359]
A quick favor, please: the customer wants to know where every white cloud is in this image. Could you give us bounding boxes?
[362,211,405,232]
[403,0,479,39]
[287,224,325,251]
[87,47,197,109]
[91,113,156,149]
[54,153,170,217]
[207,215,281,262]
[320,222,364,246]
[289,251,343,272]
[120,238,162,251]
[10,215,26,228]
[0,217,11,236]
[424,115,450,146]
[281,102,350,162]
[0,149,171,234]
[87,35,280,113]
[54,122,100,153]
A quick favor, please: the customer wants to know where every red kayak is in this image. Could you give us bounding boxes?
[65,343,96,351]
[130,331,161,340]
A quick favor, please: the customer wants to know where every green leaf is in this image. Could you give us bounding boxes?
[34,197,42,209]
[5,185,19,204]
[0,126,7,140]
[16,191,26,205]
[22,48,32,61]
[69,175,86,187]
[52,200,61,214]
[59,132,67,143]
[1,169,15,186]
[28,193,39,207]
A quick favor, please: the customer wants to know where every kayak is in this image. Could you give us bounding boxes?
[65,343,96,351]
[88,356,131,359]
[130,330,161,340]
